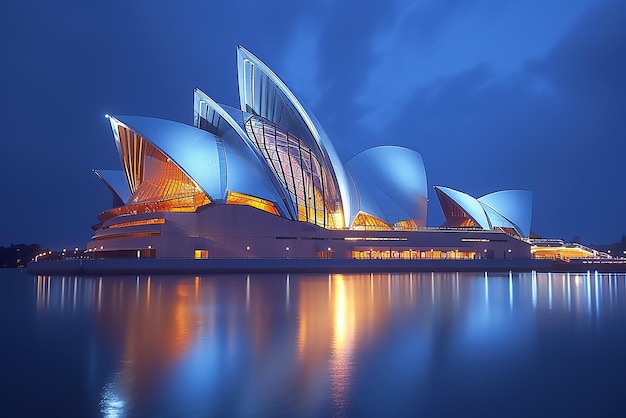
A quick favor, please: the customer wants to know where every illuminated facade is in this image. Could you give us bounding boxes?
[88,46,532,260]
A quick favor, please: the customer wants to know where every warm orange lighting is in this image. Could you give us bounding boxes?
[101,123,212,222]
[92,231,161,241]
[351,212,390,230]
[226,191,280,215]
[194,249,208,259]
[245,117,345,229]
[98,195,210,222]
[531,245,597,261]
[106,218,166,229]
[393,219,418,229]
[350,248,475,260]
[459,218,477,227]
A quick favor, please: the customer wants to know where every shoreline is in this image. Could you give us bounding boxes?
[25,258,626,276]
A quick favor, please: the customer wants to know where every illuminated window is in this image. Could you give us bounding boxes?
[194,249,208,259]
[393,219,418,230]
[317,250,333,259]
[226,191,280,215]
[459,218,477,227]
[351,212,390,230]
[110,123,211,216]
[531,246,596,261]
[92,231,161,241]
[244,117,344,229]
[98,196,210,222]
[105,218,165,229]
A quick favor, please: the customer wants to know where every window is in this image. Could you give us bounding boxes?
[194,250,208,259]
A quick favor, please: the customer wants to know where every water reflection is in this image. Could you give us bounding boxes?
[32,272,626,416]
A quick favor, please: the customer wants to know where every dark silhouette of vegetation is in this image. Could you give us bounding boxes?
[0,243,43,268]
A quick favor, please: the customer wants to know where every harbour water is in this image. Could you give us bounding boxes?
[2,269,626,417]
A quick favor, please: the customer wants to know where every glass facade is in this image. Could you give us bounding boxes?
[245,117,343,228]
[98,197,208,222]
[351,212,391,230]
[115,124,211,210]
[238,46,349,228]
[393,219,418,229]
[226,191,280,216]
[105,218,165,229]
[351,213,419,231]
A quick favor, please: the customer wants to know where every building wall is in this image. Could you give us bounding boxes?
[88,205,531,260]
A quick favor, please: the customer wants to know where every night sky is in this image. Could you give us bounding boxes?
[1,0,625,249]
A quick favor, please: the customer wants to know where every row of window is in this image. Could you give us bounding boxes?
[351,250,477,260]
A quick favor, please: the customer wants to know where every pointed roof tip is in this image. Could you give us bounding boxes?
[237,45,263,63]
[433,185,459,193]
[237,45,251,55]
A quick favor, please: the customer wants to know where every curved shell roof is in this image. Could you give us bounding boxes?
[435,186,532,237]
[108,115,288,216]
[236,45,352,227]
[346,146,428,226]
[192,89,294,217]
[434,186,491,230]
[478,190,532,238]
[98,46,533,235]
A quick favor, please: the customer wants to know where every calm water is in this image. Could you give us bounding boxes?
[2,269,626,417]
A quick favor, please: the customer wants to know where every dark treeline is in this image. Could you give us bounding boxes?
[0,244,43,268]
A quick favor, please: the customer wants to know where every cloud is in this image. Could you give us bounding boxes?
[386,0,626,241]
[532,0,626,128]
[354,0,600,133]
[279,20,327,108]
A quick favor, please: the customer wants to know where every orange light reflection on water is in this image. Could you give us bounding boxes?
[31,272,626,416]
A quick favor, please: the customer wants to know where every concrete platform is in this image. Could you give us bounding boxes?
[25,257,626,276]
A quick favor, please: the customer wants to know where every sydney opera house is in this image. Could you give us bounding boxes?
[87,46,534,261]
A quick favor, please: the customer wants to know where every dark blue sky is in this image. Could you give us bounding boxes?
[1,0,624,248]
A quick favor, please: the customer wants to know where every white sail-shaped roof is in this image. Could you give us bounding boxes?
[108,115,288,215]
[435,186,532,237]
[236,45,352,227]
[434,186,491,230]
[478,190,532,237]
[192,89,293,218]
[345,146,428,227]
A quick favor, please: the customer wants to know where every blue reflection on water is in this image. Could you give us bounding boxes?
[2,269,626,417]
